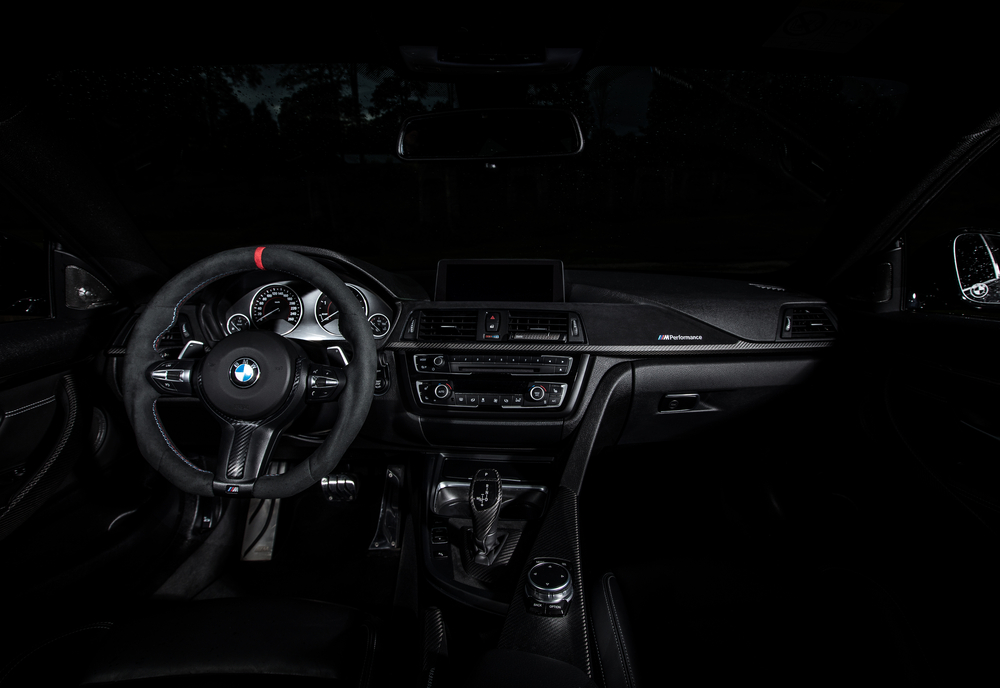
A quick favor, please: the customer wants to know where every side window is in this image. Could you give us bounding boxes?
[0,185,51,322]
[904,139,1000,318]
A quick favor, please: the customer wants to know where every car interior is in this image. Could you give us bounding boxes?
[2,10,1000,687]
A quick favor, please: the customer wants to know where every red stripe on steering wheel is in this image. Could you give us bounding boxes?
[254,246,266,270]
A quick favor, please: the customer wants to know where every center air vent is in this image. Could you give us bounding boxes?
[417,310,477,341]
[508,311,569,342]
[780,306,837,339]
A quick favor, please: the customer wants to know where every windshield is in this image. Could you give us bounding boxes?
[42,65,909,277]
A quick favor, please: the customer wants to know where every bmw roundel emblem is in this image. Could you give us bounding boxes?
[230,358,260,388]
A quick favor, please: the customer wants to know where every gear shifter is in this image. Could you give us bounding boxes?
[469,468,503,565]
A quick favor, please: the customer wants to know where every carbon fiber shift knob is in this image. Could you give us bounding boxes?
[470,468,502,564]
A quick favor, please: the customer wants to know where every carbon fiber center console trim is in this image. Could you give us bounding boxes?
[388,340,832,355]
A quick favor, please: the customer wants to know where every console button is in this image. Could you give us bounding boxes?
[513,394,523,404]
[477,394,489,405]
[455,394,467,404]
[555,366,566,374]
[500,395,512,405]
[527,599,547,615]
[485,394,501,406]
[545,600,570,617]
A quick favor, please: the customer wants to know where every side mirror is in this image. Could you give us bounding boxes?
[954,232,1000,304]
[397,108,583,161]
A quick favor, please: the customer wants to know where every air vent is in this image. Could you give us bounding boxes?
[417,310,477,341]
[508,311,569,342]
[780,307,836,339]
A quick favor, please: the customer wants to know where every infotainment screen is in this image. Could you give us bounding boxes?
[435,259,565,302]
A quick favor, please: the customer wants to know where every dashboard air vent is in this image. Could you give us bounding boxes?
[780,306,836,339]
[417,310,477,341]
[508,311,569,342]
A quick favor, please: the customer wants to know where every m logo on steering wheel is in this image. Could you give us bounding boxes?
[230,358,260,388]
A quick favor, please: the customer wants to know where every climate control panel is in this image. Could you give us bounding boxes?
[415,380,568,410]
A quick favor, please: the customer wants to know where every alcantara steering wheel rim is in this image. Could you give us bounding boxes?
[122,246,377,499]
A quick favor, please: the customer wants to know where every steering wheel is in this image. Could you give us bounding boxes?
[122,246,376,499]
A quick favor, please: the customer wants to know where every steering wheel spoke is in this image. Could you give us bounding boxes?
[147,359,198,397]
[212,420,285,495]
[305,361,346,403]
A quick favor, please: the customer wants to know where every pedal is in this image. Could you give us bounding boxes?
[321,473,358,502]
[369,466,403,550]
[241,461,286,561]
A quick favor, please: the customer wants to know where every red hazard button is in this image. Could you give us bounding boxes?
[485,312,500,332]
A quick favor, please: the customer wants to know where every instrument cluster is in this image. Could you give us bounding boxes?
[220,280,393,342]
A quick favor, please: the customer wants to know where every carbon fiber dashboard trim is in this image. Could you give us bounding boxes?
[388,340,833,355]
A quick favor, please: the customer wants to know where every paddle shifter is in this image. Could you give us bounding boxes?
[470,468,503,565]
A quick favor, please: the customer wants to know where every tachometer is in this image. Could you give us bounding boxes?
[251,284,302,335]
[314,285,368,334]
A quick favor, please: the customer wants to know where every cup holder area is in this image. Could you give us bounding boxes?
[431,480,548,520]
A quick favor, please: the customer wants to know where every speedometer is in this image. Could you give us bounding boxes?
[251,284,302,335]
[314,284,368,334]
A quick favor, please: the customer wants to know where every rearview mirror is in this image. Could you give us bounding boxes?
[397,108,583,161]
[954,232,1000,304]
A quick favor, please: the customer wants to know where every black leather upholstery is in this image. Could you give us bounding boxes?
[589,573,639,688]
[590,564,924,686]
[79,598,378,686]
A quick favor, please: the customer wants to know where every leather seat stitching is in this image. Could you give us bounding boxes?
[606,573,636,688]
[601,573,629,681]
[588,610,608,688]
[0,623,112,686]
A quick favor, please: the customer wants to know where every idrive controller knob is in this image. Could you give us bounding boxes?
[525,561,574,616]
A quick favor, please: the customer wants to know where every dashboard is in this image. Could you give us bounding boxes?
[139,249,836,454]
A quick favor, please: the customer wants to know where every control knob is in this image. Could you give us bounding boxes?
[432,355,446,368]
[526,561,574,604]
[528,385,546,401]
[433,383,452,400]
